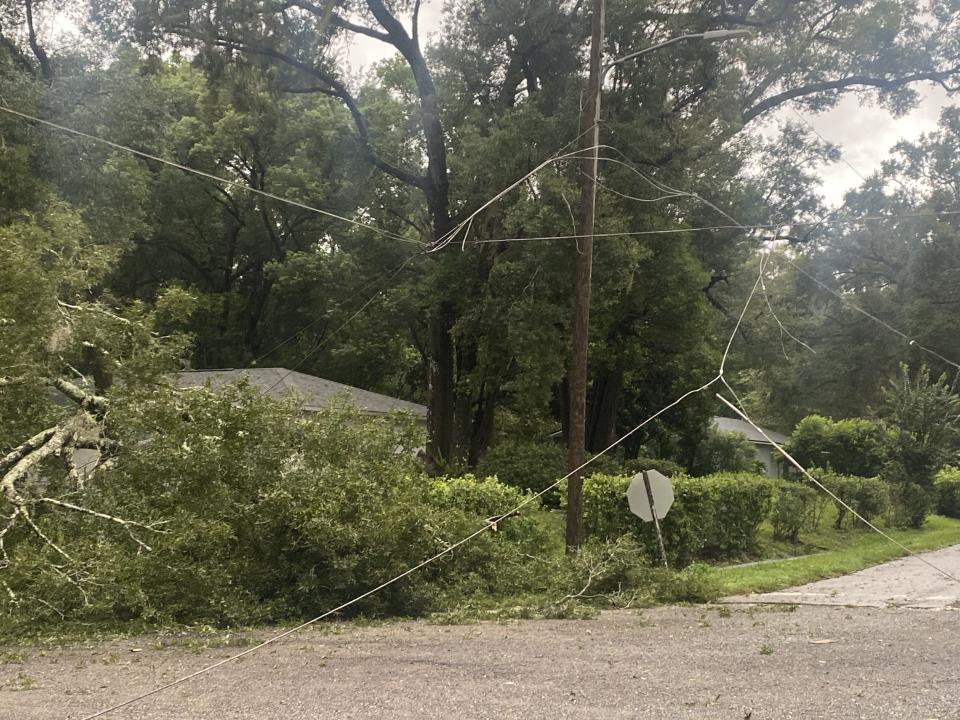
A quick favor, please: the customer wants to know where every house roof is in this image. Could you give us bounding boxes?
[712,416,789,446]
[174,368,427,419]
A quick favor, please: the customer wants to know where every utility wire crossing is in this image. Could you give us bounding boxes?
[77,239,960,719]
[74,217,768,720]
[19,97,959,719]
[0,105,417,245]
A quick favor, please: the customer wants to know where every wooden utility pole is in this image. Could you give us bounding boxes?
[566,0,605,551]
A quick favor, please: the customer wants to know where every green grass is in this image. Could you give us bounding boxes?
[714,514,960,596]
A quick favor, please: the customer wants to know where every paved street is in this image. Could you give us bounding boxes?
[4,546,960,720]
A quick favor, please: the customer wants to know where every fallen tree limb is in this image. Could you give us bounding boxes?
[0,427,58,477]
[50,378,108,418]
[37,497,166,552]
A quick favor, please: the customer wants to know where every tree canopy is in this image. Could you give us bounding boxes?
[1,0,960,595]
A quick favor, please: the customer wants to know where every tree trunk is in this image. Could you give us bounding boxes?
[426,301,456,468]
[243,265,273,357]
[467,381,498,468]
[587,366,623,453]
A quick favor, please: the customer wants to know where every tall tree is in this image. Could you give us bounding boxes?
[77,0,960,468]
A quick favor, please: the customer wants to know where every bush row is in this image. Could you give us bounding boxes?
[581,472,774,565]
[935,467,960,518]
[578,466,936,563]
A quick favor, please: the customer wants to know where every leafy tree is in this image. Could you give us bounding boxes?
[876,363,960,527]
[734,106,960,424]
[789,415,891,477]
[688,427,761,476]
[80,0,960,472]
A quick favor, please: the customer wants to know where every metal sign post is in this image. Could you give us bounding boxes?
[642,471,669,569]
[627,469,673,568]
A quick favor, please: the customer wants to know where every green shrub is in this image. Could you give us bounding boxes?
[621,456,685,478]
[580,472,774,565]
[0,388,554,630]
[771,482,818,542]
[475,439,565,496]
[890,481,933,529]
[935,467,960,518]
[689,428,762,476]
[817,472,890,529]
[789,415,891,477]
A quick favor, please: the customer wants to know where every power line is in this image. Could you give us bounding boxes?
[428,126,599,252]
[790,108,871,185]
[28,84,960,718]
[75,212,775,720]
[783,256,960,371]
[73,211,960,720]
[0,105,418,246]
[467,209,960,244]
[717,384,960,585]
[74,381,722,720]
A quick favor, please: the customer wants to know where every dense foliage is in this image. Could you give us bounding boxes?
[3,0,960,629]
[934,467,960,519]
[0,389,562,628]
[581,472,774,564]
[770,481,819,543]
[789,416,891,477]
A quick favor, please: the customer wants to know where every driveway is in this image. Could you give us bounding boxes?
[724,544,960,608]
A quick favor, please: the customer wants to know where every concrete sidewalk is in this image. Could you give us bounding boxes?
[724,543,960,608]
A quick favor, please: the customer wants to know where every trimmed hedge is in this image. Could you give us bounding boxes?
[770,482,818,543]
[935,467,960,519]
[581,472,774,565]
[817,471,890,528]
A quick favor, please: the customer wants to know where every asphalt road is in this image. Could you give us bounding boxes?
[5,546,960,720]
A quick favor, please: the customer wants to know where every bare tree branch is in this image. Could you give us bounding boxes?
[291,0,392,43]
[50,378,108,419]
[57,300,135,326]
[0,508,18,567]
[212,37,430,190]
[24,0,53,81]
[21,506,72,561]
[0,427,58,478]
[50,563,91,605]
[744,69,960,123]
[412,0,422,46]
[0,375,29,387]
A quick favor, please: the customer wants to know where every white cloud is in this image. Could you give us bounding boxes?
[802,86,955,205]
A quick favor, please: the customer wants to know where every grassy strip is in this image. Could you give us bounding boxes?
[714,514,960,596]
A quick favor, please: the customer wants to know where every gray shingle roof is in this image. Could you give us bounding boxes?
[174,368,427,419]
[712,416,789,446]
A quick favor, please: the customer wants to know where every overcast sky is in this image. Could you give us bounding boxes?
[344,2,956,209]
